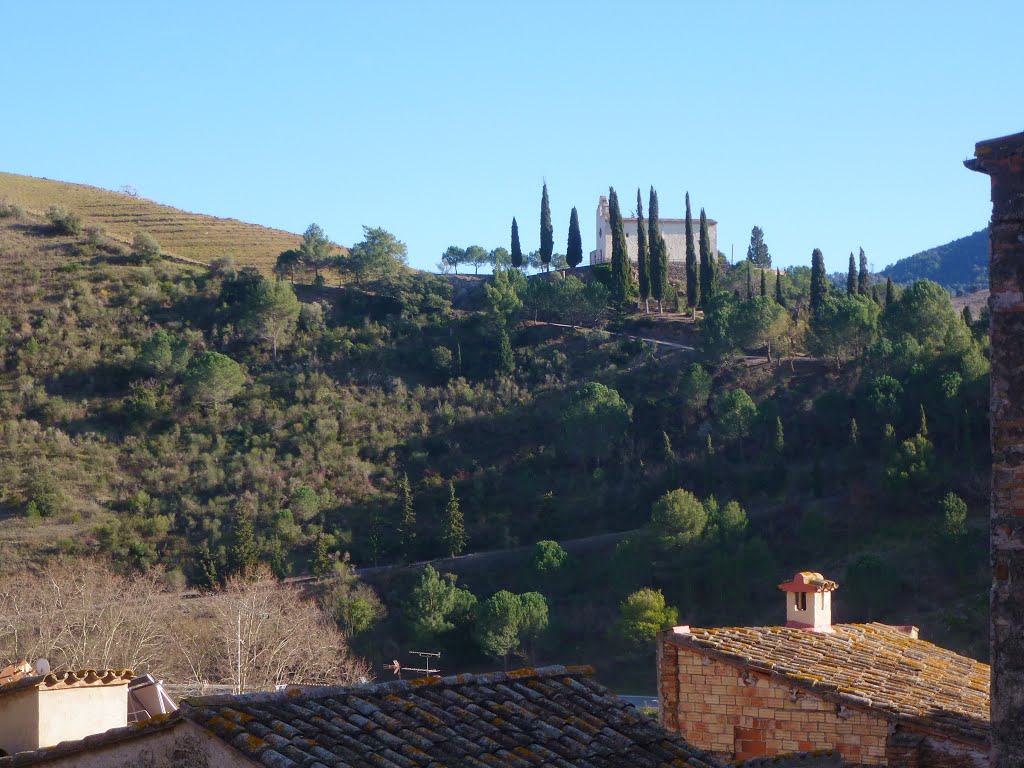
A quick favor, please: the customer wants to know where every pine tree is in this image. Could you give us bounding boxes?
[442,481,468,557]
[810,248,828,313]
[760,268,768,298]
[885,276,895,306]
[858,248,869,295]
[649,187,668,313]
[566,207,583,270]
[497,326,515,377]
[398,473,416,563]
[746,261,754,300]
[539,183,553,272]
[699,209,715,306]
[684,192,699,313]
[775,269,786,307]
[847,252,857,295]
[636,190,650,312]
[510,217,523,269]
[310,531,332,576]
[746,225,771,268]
[608,188,632,305]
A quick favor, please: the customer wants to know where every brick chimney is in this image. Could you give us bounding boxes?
[966,130,1024,768]
[778,571,837,632]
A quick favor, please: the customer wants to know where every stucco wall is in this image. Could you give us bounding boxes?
[0,688,40,755]
[592,209,717,266]
[38,684,128,750]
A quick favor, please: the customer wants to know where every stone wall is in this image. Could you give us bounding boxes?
[966,130,1024,768]
[659,641,889,764]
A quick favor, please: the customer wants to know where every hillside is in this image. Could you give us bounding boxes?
[880,228,989,292]
[0,171,303,272]
[0,201,993,692]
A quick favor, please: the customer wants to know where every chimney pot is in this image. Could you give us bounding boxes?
[778,571,838,632]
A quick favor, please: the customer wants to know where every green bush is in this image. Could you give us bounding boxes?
[132,232,161,262]
[0,199,24,218]
[45,204,82,235]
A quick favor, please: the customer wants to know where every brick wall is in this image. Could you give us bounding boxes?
[661,643,889,764]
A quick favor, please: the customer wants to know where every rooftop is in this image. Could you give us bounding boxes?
[182,664,723,767]
[663,622,989,746]
[0,669,134,698]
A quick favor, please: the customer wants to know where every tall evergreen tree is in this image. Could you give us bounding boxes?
[746,260,754,300]
[496,326,515,377]
[760,268,768,298]
[442,481,468,557]
[810,248,829,313]
[885,276,896,306]
[539,183,553,272]
[608,188,632,304]
[566,207,583,270]
[774,416,785,455]
[510,217,523,269]
[398,473,416,563]
[847,252,857,295]
[746,225,771,268]
[648,187,668,313]
[871,284,880,304]
[310,531,332,576]
[230,509,258,577]
[635,190,650,312]
[858,247,869,295]
[775,269,786,307]
[699,209,715,305]
[684,192,699,313]
[962,305,974,327]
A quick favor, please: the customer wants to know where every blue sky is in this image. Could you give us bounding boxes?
[2,2,1020,273]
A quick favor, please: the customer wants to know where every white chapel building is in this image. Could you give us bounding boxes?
[589,195,718,267]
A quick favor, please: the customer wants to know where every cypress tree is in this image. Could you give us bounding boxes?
[636,189,650,312]
[367,506,383,566]
[774,416,785,455]
[746,260,754,300]
[649,187,668,313]
[810,248,828,313]
[850,418,860,449]
[566,206,583,270]
[962,305,974,327]
[871,284,880,304]
[442,480,467,557]
[398,473,416,563]
[858,247,869,295]
[539,183,553,272]
[497,326,514,377]
[699,208,715,306]
[229,508,258,577]
[684,192,699,313]
[310,531,332,576]
[885,276,895,306]
[608,187,632,304]
[510,217,523,269]
[760,268,768,298]
[847,252,857,295]
[775,269,786,307]
[919,405,928,437]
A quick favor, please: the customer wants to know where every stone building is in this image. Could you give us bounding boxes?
[966,130,1024,768]
[589,195,718,266]
[657,572,989,766]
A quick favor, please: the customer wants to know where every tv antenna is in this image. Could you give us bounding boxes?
[385,651,441,679]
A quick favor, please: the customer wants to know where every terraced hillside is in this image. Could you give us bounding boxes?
[0,172,304,272]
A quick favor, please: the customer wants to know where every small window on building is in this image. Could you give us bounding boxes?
[794,593,807,611]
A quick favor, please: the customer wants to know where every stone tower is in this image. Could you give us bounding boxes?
[966,130,1024,768]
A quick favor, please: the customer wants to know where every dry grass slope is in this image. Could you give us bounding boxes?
[0,171,304,273]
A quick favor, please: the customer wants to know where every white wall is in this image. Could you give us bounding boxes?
[591,200,718,266]
[0,688,40,756]
[38,684,128,749]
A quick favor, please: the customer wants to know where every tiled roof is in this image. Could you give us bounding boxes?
[0,669,134,698]
[664,623,989,745]
[182,664,723,767]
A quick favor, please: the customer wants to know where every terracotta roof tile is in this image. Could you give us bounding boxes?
[182,665,723,767]
[663,623,989,745]
[0,669,134,698]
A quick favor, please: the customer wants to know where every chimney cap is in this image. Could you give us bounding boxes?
[778,571,838,594]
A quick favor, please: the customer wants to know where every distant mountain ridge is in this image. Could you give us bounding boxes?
[880,228,989,293]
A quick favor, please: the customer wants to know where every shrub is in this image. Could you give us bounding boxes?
[45,205,82,235]
[0,199,24,218]
[132,232,161,262]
